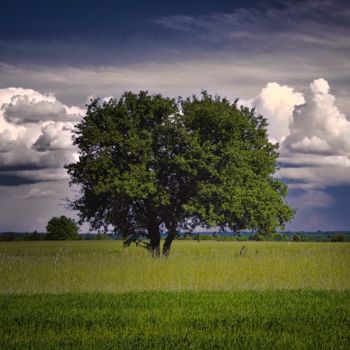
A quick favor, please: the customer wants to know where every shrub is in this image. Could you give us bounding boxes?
[95,233,112,240]
[46,216,80,240]
[331,234,345,242]
[292,234,302,242]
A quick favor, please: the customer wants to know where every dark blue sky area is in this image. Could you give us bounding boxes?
[1,0,279,40]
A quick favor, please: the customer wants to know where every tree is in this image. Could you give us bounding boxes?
[66,91,294,256]
[27,230,44,241]
[46,216,80,240]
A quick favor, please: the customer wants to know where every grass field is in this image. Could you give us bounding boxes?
[0,241,349,349]
[1,291,349,349]
[1,240,349,293]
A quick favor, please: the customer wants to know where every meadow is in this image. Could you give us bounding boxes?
[0,241,349,349]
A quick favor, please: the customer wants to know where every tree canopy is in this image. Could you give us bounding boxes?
[46,216,80,240]
[66,91,294,255]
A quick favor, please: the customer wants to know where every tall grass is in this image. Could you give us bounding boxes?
[1,241,349,293]
[1,291,349,349]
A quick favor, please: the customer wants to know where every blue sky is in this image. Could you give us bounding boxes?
[0,0,349,231]
[0,1,263,40]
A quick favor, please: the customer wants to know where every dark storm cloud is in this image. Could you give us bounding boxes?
[0,164,42,172]
[0,146,74,186]
[0,174,40,186]
[286,185,350,231]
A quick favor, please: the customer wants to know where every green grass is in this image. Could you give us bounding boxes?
[0,241,349,349]
[1,291,349,349]
[0,241,349,293]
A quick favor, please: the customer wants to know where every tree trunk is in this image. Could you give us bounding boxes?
[147,218,160,257]
[162,228,177,257]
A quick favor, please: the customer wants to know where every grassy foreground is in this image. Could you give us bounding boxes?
[1,291,349,349]
[0,240,349,293]
[0,241,349,349]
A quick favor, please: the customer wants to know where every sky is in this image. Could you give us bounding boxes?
[0,0,349,232]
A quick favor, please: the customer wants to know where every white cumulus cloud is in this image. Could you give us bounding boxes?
[282,78,350,165]
[0,87,84,184]
[249,78,350,210]
[251,82,305,142]
[33,122,75,152]
[3,97,81,124]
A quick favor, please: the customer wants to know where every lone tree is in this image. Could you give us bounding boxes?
[46,216,80,240]
[66,91,293,256]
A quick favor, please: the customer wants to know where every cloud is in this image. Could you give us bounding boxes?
[289,190,334,209]
[3,97,81,124]
[0,168,69,185]
[19,188,57,199]
[0,130,14,152]
[244,78,350,195]
[241,77,350,214]
[282,78,350,158]
[0,181,79,232]
[271,78,350,193]
[32,122,75,152]
[278,166,350,188]
[155,1,350,49]
[0,87,83,185]
[289,136,331,154]
[246,82,305,142]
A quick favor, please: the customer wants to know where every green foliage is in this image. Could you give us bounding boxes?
[0,232,45,241]
[331,234,345,242]
[66,91,294,255]
[292,234,302,242]
[46,216,80,240]
[95,233,112,240]
[196,234,212,240]
[0,232,19,241]
[250,233,264,241]
[24,231,44,241]
[1,291,349,349]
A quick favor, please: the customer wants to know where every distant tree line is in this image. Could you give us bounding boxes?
[0,227,348,242]
[0,231,46,241]
[177,232,349,242]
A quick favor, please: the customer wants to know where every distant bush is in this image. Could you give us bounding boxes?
[271,233,283,241]
[0,232,43,241]
[197,234,212,241]
[95,233,112,240]
[175,234,250,241]
[0,232,19,241]
[25,231,44,241]
[250,233,263,241]
[292,234,302,242]
[178,236,193,240]
[46,216,80,240]
[235,235,248,241]
[214,235,248,241]
[331,234,345,242]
